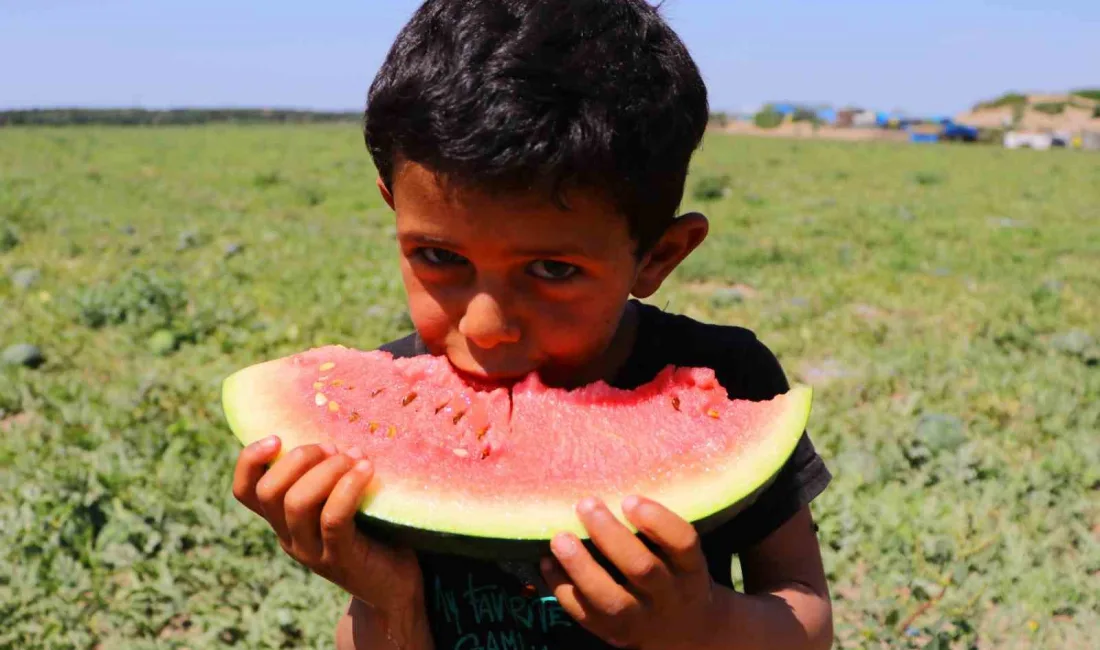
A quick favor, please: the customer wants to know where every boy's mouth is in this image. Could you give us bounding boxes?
[448,363,533,389]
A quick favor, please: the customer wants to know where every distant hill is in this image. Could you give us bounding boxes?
[957,90,1100,132]
[0,108,361,127]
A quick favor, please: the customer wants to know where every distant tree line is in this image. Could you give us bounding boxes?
[0,108,362,127]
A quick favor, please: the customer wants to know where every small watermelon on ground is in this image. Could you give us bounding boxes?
[148,330,178,356]
[222,346,812,560]
[0,225,19,252]
[10,268,40,291]
[3,344,45,369]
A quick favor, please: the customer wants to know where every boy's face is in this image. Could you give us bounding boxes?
[379,162,706,388]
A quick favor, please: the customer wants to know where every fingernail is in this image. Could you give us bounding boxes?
[552,533,577,557]
[576,497,600,515]
[622,495,641,513]
[355,459,372,473]
[257,435,279,450]
[637,501,661,520]
[320,443,337,455]
[346,446,365,460]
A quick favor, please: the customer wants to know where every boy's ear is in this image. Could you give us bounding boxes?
[631,212,709,299]
[377,177,396,210]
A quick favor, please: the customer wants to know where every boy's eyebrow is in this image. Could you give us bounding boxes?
[400,233,594,258]
[511,244,592,258]
[401,233,458,247]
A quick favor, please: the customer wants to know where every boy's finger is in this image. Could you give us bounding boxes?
[540,558,631,648]
[231,436,282,514]
[255,444,334,540]
[548,533,641,619]
[284,453,360,559]
[318,458,374,555]
[622,496,706,575]
[576,497,673,597]
[540,556,592,625]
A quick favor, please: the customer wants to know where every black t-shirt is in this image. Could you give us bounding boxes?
[379,300,831,650]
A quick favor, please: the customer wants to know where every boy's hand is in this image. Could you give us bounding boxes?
[232,436,425,619]
[540,496,718,650]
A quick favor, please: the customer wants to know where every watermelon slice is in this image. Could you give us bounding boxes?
[222,345,812,559]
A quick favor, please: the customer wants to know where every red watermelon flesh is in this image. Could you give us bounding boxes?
[222,345,812,555]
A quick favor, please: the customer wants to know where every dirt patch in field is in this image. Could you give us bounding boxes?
[0,412,36,432]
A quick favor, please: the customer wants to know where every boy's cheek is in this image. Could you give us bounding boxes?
[405,294,453,350]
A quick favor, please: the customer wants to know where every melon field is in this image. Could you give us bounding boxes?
[1,126,1097,649]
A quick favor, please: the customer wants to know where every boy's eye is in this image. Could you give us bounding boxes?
[418,247,468,266]
[528,260,579,281]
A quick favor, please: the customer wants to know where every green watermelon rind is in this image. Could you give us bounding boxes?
[222,361,812,559]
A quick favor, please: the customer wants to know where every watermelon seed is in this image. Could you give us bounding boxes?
[349,412,361,423]
[476,426,489,440]
[371,388,385,397]
[315,393,328,407]
[319,362,336,372]
[328,401,340,413]
[452,448,469,458]
[402,391,418,406]
[369,422,379,433]
[707,409,720,419]
[346,385,355,391]
[434,401,450,414]
[313,381,324,390]
[387,426,397,438]
[331,379,344,387]
[452,411,466,425]
[480,448,491,459]
[672,396,681,411]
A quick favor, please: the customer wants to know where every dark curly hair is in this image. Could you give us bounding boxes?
[364,0,709,254]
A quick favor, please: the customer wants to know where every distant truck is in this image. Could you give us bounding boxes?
[904,118,980,143]
[939,120,980,142]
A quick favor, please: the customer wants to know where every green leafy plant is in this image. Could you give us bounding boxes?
[976,92,1028,109]
[1070,88,1100,102]
[754,106,784,129]
[692,174,731,202]
[1032,102,1066,115]
[912,171,946,186]
[74,270,188,330]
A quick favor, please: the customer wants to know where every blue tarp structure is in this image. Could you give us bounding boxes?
[764,103,839,124]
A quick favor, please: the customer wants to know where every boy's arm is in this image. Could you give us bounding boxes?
[336,597,435,650]
[703,505,833,650]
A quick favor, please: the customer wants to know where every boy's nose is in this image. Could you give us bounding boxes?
[458,292,522,349]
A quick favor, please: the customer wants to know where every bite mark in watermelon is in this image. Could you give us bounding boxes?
[222,345,812,559]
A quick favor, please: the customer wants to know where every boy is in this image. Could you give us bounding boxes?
[232,1,833,648]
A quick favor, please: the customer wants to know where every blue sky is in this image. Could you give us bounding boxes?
[3,0,1097,116]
